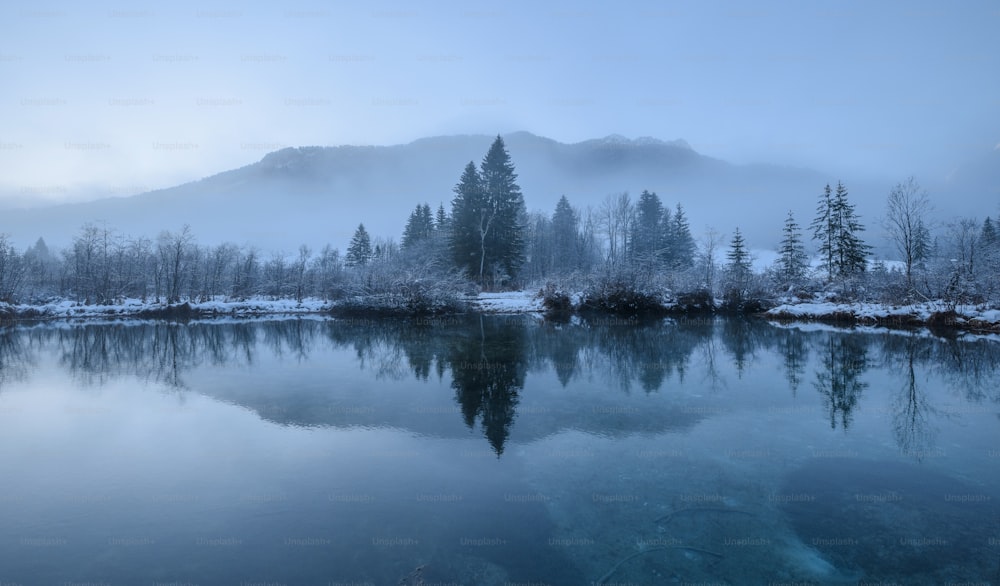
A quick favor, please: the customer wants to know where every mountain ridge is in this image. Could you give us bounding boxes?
[0,131,906,253]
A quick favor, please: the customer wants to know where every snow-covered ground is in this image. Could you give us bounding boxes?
[5,297,333,320]
[468,291,545,313]
[2,292,548,321]
[5,292,999,338]
[767,300,1000,330]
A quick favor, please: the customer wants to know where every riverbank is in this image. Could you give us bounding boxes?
[0,292,543,323]
[765,300,1000,334]
[3,292,1000,336]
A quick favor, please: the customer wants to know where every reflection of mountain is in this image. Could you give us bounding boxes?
[4,317,999,457]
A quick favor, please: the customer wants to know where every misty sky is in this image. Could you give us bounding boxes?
[1,0,997,205]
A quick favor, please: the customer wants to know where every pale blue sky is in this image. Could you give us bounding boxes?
[1,0,997,204]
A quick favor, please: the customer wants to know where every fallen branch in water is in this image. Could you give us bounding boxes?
[595,545,723,585]
[653,506,755,524]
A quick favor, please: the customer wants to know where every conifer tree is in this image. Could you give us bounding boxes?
[450,136,526,284]
[629,190,663,270]
[811,184,836,281]
[724,227,752,301]
[812,181,870,281]
[831,181,870,277]
[345,223,372,267]
[435,204,449,232]
[778,210,808,284]
[478,135,526,283]
[668,203,695,270]
[401,203,434,250]
[551,195,579,273]
[449,161,485,276]
[726,227,751,275]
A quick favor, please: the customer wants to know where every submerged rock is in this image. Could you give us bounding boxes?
[780,457,999,583]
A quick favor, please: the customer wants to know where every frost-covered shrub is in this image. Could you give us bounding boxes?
[578,273,670,315]
[540,283,573,318]
[334,264,471,316]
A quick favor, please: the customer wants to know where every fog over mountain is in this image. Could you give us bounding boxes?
[1,132,994,255]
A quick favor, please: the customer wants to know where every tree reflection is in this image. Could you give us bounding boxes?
[0,326,33,393]
[776,329,809,394]
[888,336,936,460]
[446,316,526,456]
[720,317,760,377]
[576,317,712,393]
[931,337,1000,403]
[3,317,999,459]
[813,334,869,430]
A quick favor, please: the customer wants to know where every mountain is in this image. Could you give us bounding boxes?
[2,132,857,253]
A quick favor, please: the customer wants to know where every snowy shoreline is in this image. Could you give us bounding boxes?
[0,292,546,323]
[3,292,999,336]
[765,300,1000,334]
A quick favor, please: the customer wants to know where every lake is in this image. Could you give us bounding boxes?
[0,316,998,585]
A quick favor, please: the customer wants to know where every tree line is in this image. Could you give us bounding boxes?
[0,135,998,307]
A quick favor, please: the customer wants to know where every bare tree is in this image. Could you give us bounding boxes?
[158,225,195,303]
[699,227,722,295]
[294,245,311,302]
[599,192,633,270]
[883,177,932,289]
[0,235,25,303]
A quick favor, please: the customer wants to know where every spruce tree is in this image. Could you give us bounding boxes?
[812,181,870,280]
[831,181,870,277]
[450,135,530,285]
[551,195,579,273]
[981,216,997,248]
[668,203,695,270]
[725,227,752,301]
[811,184,836,281]
[658,205,674,266]
[401,203,434,250]
[726,227,751,274]
[629,190,663,270]
[345,223,372,267]
[478,135,526,283]
[778,210,808,284]
[449,161,486,277]
[981,216,999,274]
[435,204,449,232]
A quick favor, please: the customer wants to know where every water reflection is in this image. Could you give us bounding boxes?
[812,334,870,430]
[448,317,527,455]
[2,317,999,458]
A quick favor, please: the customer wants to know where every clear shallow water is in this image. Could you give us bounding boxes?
[0,316,998,585]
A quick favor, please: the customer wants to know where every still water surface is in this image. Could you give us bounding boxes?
[0,316,998,585]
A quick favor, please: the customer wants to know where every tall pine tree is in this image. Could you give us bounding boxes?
[450,136,526,285]
[345,223,372,267]
[778,210,808,284]
[831,181,870,277]
[551,195,579,274]
[435,204,449,232]
[449,162,485,276]
[401,203,434,250]
[478,135,526,283]
[668,203,695,270]
[811,184,836,281]
[811,181,870,280]
[726,228,751,277]
[629,190,663,271]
